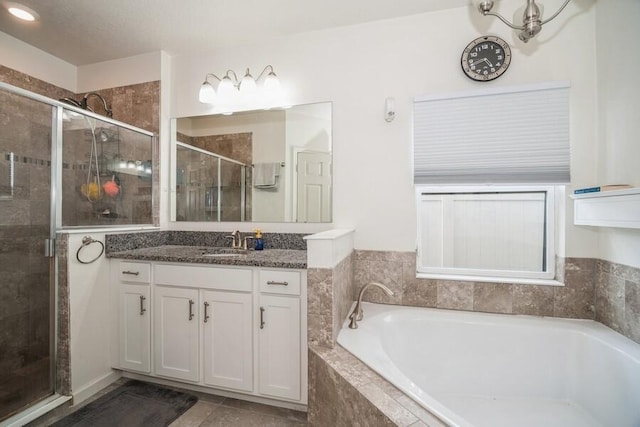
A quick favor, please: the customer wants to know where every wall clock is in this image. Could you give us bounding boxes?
[461,36,511,82]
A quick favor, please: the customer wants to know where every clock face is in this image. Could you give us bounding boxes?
[461,36,511,82]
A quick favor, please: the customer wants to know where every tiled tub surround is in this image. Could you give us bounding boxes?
[352,250,640,345]
[308,346,445,427]
[307,253,354,348]
[307,250,640,426]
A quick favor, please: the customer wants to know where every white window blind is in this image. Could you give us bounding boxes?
[413,82,570,184]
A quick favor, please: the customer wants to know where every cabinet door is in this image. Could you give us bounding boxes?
[154,286,199,381]
[119,284,150,373]
[258,294,300,400]
[202,291,253,392]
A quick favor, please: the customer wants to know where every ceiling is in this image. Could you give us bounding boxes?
[0,0,471,66]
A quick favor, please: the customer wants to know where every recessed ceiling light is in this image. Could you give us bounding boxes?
[4,2,39,21]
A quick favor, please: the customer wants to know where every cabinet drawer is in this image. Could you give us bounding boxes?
[259,269,301,295]
[154,264,252,292]
[118,261,151,283]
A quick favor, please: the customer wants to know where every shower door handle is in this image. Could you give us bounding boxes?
[44,238,56,257]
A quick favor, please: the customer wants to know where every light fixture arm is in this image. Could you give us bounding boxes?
[204,73,222,84]
[224,70,241,87]
[477,0,572,38]
[254,65,276,82]
[482,9,525,30]
[540,0,571,25]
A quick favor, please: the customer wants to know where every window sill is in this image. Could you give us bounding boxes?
[416,272,564,287]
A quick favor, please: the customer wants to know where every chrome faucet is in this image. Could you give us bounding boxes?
[348,281,394,329]
[227,230,241,248]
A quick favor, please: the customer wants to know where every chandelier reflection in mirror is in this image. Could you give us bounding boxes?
[198,65,284,112]
[474,0,571,43]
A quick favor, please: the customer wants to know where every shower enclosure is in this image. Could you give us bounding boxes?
[175,142,248,221]
[0,81,154,422]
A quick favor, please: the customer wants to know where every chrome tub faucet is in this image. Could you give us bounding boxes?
[348,281,394,329]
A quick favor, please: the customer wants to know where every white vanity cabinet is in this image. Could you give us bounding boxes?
[117,262,151,373]
[111,259,307,407]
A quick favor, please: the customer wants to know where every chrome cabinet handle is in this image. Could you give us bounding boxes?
[260,306,265,329]
[122,271,140,276]
[267,280,288,286]
[139,295,146,315]
[188,299,194,321]
[203,301,210,323]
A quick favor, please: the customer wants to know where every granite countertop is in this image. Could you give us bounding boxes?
[107,245,307,269]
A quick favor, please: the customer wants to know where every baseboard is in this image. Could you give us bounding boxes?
[71,370,121,405]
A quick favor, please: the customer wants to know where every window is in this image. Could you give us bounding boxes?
[412,82,569,284]
[417,185,559,283]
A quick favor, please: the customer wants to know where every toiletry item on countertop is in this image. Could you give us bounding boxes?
[254,229,264,250]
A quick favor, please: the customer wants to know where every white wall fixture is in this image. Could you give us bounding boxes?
[473,0,571,43]
[198,65,283,112]
[384,97,395,122]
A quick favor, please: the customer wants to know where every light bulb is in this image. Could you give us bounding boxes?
[263,71,282,106]
[198,81,216,104]
[263,71,281,92]
[239,69,257,101]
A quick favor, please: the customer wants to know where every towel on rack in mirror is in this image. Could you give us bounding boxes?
[254,162,280,189]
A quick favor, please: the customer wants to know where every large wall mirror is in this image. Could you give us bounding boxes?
[170,102,332,223]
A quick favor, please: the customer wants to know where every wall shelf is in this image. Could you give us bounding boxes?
[570,187,640,229]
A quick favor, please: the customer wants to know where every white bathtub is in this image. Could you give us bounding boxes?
[337,302,640,427]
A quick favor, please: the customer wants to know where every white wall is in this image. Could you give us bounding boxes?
[595,0,640,268]
[0,30,77,91]
[66,232,118,401]
[170,2,599,255]
[77,51,162,93]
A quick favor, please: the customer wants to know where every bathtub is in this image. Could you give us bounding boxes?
[337,302,640,427]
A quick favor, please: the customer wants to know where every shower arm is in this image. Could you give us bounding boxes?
[81,92,113,118]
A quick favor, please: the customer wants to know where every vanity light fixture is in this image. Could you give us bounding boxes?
[198,65,283,110]
[473,0,571,43]
[4,2,39,21]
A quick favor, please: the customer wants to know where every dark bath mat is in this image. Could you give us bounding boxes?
[51,380,197,427]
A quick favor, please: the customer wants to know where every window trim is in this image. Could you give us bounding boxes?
[416,185,559,284]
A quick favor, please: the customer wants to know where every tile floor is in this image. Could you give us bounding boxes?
[27,378,307,427]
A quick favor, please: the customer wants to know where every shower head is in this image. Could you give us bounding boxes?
[59,92,113,118]
[96,127,119,143]
[81,92,113,118]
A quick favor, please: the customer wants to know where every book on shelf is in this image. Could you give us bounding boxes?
[573,184,632,194]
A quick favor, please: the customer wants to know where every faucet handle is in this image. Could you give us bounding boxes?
[242,236,254,250]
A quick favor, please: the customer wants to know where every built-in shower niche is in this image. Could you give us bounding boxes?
[61,110,154,227]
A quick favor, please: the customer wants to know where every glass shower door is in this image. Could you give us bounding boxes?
[0,88,55,420]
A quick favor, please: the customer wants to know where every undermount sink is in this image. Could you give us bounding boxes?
[201,247,249,257]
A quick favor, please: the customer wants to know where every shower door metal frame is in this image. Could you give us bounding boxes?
[175,141,248,222]
[0,80,156,425]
